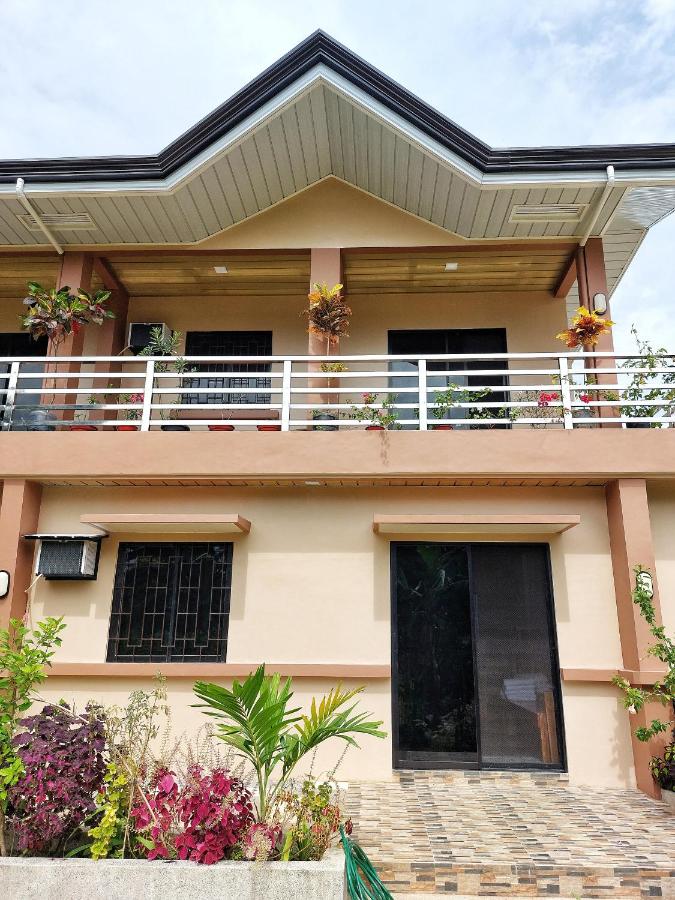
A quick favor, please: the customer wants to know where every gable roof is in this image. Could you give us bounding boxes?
[1,30,675,185]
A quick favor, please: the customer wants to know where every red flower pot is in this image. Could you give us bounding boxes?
[116,424,138,431]
[432,424,454,430]
[257,424,281,431]
[208,424,235,431]
[365,425,385,430]
[69,425,97,431]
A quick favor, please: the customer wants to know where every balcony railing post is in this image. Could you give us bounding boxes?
[1,361,20,431]
[418,358,428,431]
[558,356,574,430]
[281,359,292,431]
[140,360,155,432]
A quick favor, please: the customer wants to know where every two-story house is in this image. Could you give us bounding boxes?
[1,31,674,799]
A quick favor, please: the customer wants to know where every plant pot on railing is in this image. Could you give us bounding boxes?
[365,425,385,431]
[115,424,139,432]
[161,424,190,431]
[208,424,235,431]
[257,424,281,432]
[69,424,98,431]
[432,424,454,430]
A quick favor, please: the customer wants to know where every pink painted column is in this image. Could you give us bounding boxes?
[51,253,93,421]
[308,249,343,417]
[0,480,42,630]
[606,478,668,798]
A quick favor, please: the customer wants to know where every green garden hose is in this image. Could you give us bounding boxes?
[340,826,394,900]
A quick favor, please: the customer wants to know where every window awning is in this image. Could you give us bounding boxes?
[373,514,580,535]
[80,513,251,534]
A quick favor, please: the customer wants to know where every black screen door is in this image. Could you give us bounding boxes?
[392,542,564,770]
[388,329,508,427]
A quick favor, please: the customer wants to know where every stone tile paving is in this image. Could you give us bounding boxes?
[346,771,675,897]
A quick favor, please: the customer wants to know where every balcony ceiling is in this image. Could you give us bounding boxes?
[0,32,674,305]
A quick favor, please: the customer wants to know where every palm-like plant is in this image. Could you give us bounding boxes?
[303,282,351,356]
[193,666,385,820]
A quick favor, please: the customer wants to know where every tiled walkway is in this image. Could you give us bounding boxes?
[346,771,675,897]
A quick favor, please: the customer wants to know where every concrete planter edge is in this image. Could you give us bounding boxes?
[0,848,346,900]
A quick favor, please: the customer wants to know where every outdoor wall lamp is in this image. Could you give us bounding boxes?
[0,570,9,598]
[593,292,608,314]
[636,570,654,598]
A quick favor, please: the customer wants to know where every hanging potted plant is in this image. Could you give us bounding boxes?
[18,282,114,430]
[350,393,399,430]
[303,283,351,429]
[556,306,614,422]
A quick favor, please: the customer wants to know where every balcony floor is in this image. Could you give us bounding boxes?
[346,770,675,897]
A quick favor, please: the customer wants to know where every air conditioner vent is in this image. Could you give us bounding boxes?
[18,212,96,232]
[509,204,587,224]
[24,534,105,580]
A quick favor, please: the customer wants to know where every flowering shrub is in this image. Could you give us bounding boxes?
[9,703,105,853]
[241,821,282,861]
[276,778,345,861]
[131,765,253,865]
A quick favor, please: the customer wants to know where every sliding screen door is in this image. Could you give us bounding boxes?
[392,542,563,770]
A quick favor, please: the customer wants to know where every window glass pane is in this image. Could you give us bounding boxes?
[106,542,232,663]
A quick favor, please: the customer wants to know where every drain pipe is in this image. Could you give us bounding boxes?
[15,178,64,255]
[579,165,616,246]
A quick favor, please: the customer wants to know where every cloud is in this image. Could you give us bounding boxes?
[0,0,673,352]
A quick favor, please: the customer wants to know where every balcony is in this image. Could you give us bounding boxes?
[1,350,673,432]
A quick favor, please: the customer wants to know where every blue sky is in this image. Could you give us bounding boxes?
[1,0,674,353]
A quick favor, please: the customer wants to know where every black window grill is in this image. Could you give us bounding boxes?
[183,331,272,405]
[106,542,232,663]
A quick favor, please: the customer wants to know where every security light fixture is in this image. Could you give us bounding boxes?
[213,265,228,274]
[593,292,608,314]
[444,262,459,272]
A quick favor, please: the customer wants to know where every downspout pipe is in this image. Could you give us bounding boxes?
[579,165,615,246]
[15,178,64,255]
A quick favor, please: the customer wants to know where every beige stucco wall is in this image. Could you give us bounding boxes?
[646,481,675,636]
[28,483,634,786]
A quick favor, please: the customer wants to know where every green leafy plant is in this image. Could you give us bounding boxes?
[432,383,491,424]
[21,282,113,352]
[320,362,348,374]
[350,393,399,429]
[620,327,675,425]
[0,616,65,855]
[613,567,675,743]
[139,327,195,420]
[193,665,386,820]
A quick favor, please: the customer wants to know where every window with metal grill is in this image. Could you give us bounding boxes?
[106,542,232,663]
[183,331,272,405]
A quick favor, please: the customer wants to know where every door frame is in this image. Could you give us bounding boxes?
[390,540,567,772]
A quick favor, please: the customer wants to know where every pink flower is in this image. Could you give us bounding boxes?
[579,393,591,404]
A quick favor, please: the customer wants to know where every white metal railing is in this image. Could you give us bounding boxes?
[1,351,675,432]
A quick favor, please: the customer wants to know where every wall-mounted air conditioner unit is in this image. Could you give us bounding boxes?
[128,322,171,354]
[24,534,107,580]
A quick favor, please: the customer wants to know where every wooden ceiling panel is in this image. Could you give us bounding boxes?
[106,252,311,297]
[343,244,576,294]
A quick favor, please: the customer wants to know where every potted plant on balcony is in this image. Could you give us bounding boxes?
[350,393,399,430]
[556,305,614,424]
[312,362,348,431]
[139,327,194,431]
[303,284,351,430]
[431,384,491,429]
[17,282,114,431]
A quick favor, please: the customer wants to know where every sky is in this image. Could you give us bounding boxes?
[1,0,674,353]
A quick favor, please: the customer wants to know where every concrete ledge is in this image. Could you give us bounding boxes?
[0,849,345,900]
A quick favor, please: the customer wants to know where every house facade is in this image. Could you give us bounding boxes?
[1,31,674,797]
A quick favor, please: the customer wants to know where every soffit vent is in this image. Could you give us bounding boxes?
[509,203,587,224]
[18,212,96,232]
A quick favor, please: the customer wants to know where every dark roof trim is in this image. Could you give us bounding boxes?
[2,30,675,185]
